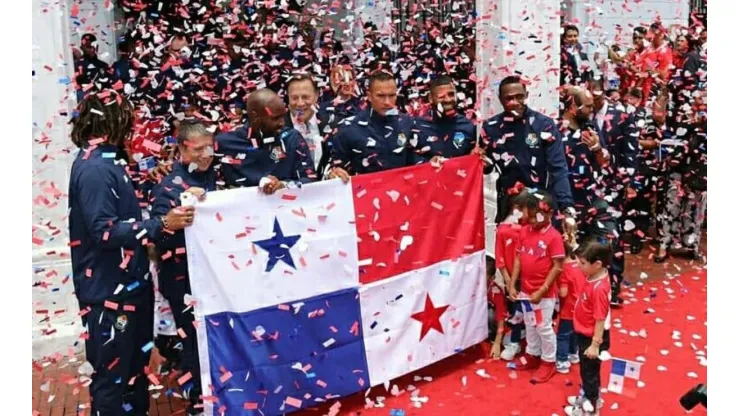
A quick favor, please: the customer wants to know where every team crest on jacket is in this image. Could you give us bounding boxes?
[525,133,538,147]
[115,315,128,332]
[397,132,407,147]
[269,146,283,161]
[453,132,466,147]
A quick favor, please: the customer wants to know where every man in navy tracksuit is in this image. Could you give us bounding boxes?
[75,33,110,102]
[151,121,217,416]
[327,71,426,179]
[68,92,192,415]
[559,87,612,221]
[416,75,477,160]
[216,88,317,190]
[589,80,639,304]
[480,76,576,225]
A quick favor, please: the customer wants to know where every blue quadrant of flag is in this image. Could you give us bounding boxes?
[611,358,627,375]
[204,287,369,415]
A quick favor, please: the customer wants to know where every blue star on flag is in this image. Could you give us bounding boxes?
[253,218,301,272]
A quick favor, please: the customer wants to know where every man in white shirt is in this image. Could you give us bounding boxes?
[285,74,324,171]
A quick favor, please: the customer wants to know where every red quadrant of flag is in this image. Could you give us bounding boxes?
[352,155,485,284]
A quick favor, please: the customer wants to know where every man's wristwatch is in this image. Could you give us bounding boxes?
[563,207,577,218]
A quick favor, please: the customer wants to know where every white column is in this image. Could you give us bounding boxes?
[476,0,562,121]
[32,0,116,359]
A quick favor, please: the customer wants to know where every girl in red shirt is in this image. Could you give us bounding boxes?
[508,191,565,384]
[555,243,586,374]
[493,189,530,360]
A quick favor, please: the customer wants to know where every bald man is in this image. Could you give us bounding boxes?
[560,86,611,210]
[216,88,317,191]
[561,86,627,307]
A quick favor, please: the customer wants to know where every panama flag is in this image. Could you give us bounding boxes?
[519,299,543,327]
[184,155,488,415]
[607,358,643,398]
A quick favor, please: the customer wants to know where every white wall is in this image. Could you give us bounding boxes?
[32,0,117,360]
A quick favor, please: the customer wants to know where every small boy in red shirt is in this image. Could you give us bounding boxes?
[565,240,613,416]
[508,191,565,383]
[556,243,587,374]
[495,189,530,360]
[486,255,506,359]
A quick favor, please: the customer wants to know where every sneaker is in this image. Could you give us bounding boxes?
[564,405,591,416]
[568,354,580,364]
[556,361,571,374]
[500,343,521,361]
[567,396,604,409]
[187,407,205,416]
[516,353,541,370]
[532,361,557,383]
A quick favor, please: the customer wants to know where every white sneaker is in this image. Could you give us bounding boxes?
[556,361,571,373]
[500,343,521,361]
[568,354,580,364]
[567,396,604,409]
[564,405,591,416]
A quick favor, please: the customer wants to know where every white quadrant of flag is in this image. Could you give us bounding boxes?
[186,180,360,316]
[359,251,488,386]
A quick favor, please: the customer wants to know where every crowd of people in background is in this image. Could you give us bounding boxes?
[67,1,707,414]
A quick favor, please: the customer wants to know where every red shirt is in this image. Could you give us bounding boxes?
[488,281,507,321]
[558,262,586,320]
[495,222,523,274]
[618,44,672,105]
[517,224,565,298]
[638,43,673,105]
[573,274,612,337]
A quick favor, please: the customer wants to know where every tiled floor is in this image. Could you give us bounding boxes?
[32,237,707,416]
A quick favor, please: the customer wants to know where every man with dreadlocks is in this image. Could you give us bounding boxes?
[68,90,195,415]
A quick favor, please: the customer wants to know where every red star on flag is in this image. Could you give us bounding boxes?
[411,294,450,341]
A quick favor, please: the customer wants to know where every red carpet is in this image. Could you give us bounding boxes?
[297,269,707,416]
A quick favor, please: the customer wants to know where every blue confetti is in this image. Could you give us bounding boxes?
[394,294,403,301]
[102,152,117,158]
[506,362,517,369]
[141,341,154,353]
[370,321,378,329]
[306,372,316,379]
[390,410,405,416]
[127,281,140,291]
[122,403,133,412]
[439,270,450,276]
[58,77,71,85]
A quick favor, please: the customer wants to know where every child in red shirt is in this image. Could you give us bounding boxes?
[486,256,507,359]
[565,240,613,416]
[509,191,565,384]
[556,243,587,374]
[495,189,530,361]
